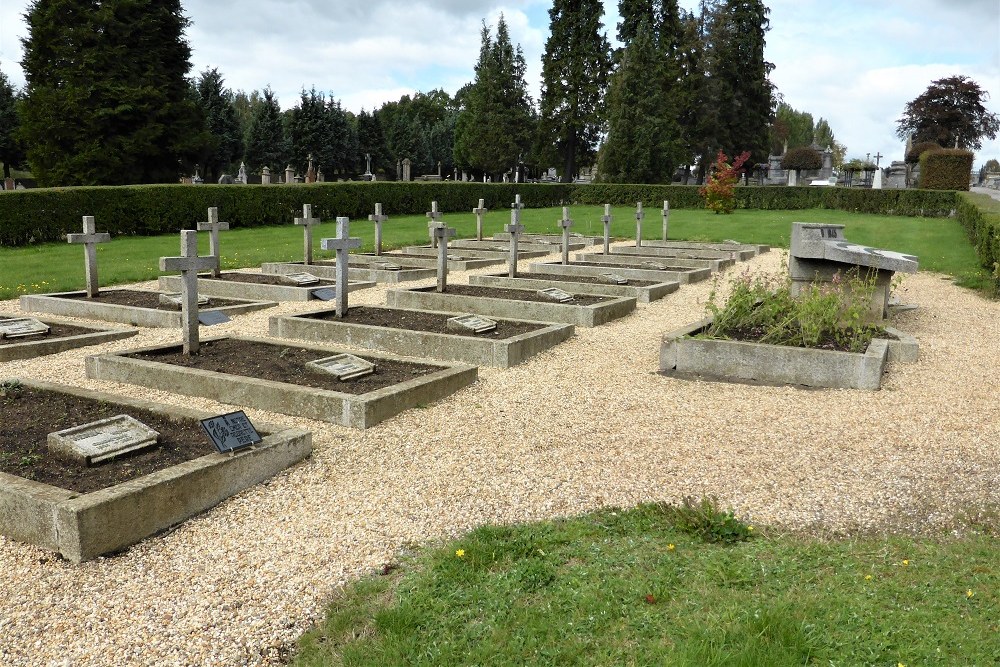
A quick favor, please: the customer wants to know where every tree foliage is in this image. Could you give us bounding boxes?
[286,88,357,176]
[769,102,813,154]
[896,75,1000,151]
[194,68,243,182]
[905,140,942,165]
[0,66,25,179]
[781,146,822,171]
[244,87,287,172]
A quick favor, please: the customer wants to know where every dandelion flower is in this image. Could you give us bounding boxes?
[747,526,754,532]
[967,589,974,598]
[865,575,872,581]
[455,549,465,558]
[902,560,909,566]
[667,544,675,551]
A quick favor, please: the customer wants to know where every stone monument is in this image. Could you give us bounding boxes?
[601,204,613,255]
[558,207,573,265]
[433,225,457,292]
[295,203,321,265]
[662,200,670,241]
[197,207,229,278]
[634,202,644,248]
[368,203,388,255]
[473,199,488,241]
[159,230,219,354]
[506,195,525,278]
[319,217,362,318]
[67,216,111,298]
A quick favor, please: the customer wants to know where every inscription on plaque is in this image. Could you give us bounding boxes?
[306,353,375,380]
[600,273,629,285]
[538,287,574,303]
[198,311,231,326]
[447,314,498,333]
[159,292,209,309]
[311,287,337,301]
[641,261,667,270]
[200,410,262,453]
[280,272,321,286]
[0,317,50,339]
[48,414,160,466]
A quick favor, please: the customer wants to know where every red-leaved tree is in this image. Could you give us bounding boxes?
[699,150,751,214]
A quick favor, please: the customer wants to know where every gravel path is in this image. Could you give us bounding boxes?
[1,245,999,666]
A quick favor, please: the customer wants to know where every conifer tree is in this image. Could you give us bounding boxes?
[194,68,243,182]
[356,109,388,174]
[244,87,287,172]
[0,67,25,179]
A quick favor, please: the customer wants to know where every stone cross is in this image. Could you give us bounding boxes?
[601,204,613,255]
[320,217,361,318]
[196,207,230,278]
[511,193,525,226]
[558,207,574,265]
[368,203,388,255]
[506,208,525,279]
[635,202,645,248]
[159,230,217,355]
[67,216,111,297]
[426,201,443,248]
[433,225,457,292]
[662,200,670,240]
[295,203,321,265]
[473,198,488,241]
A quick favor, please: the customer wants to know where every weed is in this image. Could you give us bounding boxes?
[664,496,754,545]
[0,379,23,397]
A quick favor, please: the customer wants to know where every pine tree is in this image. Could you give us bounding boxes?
[194,68,243,182]
[0,66,25,179]
[20,0,202,185]
[537,0,611,181]
[244,87,287,172]
[355,109,388,174]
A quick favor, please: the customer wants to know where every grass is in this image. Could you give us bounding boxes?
[292,503,1000,666]
[0,206,990,300]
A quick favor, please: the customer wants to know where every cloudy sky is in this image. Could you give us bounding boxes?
[1,0,998,167]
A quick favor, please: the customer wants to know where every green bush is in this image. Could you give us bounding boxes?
[956,192,1000,290]
[906,141,942,164]
[780,146,822,171]
[920,149,974,190]
[662,496,754,545]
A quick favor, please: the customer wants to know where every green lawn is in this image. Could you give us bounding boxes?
[0,206,989,300]
[293,503,999,666]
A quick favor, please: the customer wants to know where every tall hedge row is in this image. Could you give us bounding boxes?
[956,192,1000,289]
[919,149,974,191]
[0,181,959,247]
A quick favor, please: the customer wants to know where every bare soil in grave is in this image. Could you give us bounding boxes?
[304,306,546,338]
[63,289,244,309]
[209,273,335,287]
[700,325,895,353]
[570,261,693,272]
[127,338,440,393]
[504,272,657,287]
[0,386,213,493]
[419,284,609,305]
[0,317,94,346]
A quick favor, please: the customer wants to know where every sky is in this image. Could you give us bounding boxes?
[1,0,998,168]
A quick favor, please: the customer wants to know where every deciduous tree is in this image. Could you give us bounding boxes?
[896,75,1000,150]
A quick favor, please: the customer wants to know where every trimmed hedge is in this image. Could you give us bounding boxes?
[956,192,1000,289]
[0,181,960,247]
[905,141,943,164]
[919,149,974,191]
[780,146,822,171]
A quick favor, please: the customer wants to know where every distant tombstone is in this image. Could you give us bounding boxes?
[433,225,457,292]
[295,203,321,265]
[3,177,14,191]
[507,195,526,278]
[285,165,295,185]
[368,203,389,255]
[305,154,316,183]
[600,204,613,255]
[787,170,798,186]
[437,161,442,178]
[218,174,235,184]
[197,207,229,278]
[319,217,362,317]
[447,314,497,333]
[307,353,375,380]
[396,158,402,181]
[537,287,573,303]
[558,207,573,265]
[634,202,645,248]
[236,162,248,184]
[159,230,219,354]
[261,166,271,185]
[402,158,412,182]
[0,317,50,338]
[426,201,444,247]
[662,200,670,241]
[48,414,160,466]
[473,199,488,241]
[872,169,884,189]
[316,168,325,182]
[67,216,111,297]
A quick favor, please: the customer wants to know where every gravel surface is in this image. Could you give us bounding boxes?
[1,244,999,666]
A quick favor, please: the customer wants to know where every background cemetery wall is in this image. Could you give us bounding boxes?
[0,182,959,247]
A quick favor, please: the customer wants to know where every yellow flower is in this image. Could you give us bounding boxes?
[747,526,754,532]
[865,575,872,581]
[967,589,974,598]
[902,560,909,566]
[455,549,465,558]
[667,544,675,551]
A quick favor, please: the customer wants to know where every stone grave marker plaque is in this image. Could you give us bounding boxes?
[537,287,574,303]
[600,273,629,285]
[491,245,509,252]
[641,261,667,270]
[48,414,160,466]
[198,311,230,326]
[307,353,375,380]
[200,410,262,453]
[280,272,321,286]
[0,317,50,338]
[311,288,337,301]
[159,292,209,309]
[447,254,465,261]
[373,261,402,271]
[447,314,498,333]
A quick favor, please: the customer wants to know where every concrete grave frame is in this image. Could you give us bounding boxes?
[493,232,602,246]
[609,245,757,262]
[447,239,588,254]
[530,261,711,285]
[575,251,735,273]
[401,246,551,261]
[85,336,478,429]
[349,253,504,272]
[157,274,376,302]
[0,378,311,563]
[0,314,137,362]
[260,261,436,284]
[638,240,770,256]
[468,273,680,304]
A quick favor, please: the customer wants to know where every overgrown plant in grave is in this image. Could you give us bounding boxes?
[699,150,751,214]
[700,267,885,352]
[662,496,753,544]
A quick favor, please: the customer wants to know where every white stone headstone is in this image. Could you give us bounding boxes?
[537,287,574,303]
[307,353,375,380]
[0,317,50,338]
[447,314,498,333]
[48,414,160,466]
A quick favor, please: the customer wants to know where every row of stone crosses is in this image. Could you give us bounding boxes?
[66,197,674,355]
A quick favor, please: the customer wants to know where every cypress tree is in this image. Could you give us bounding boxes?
[355,109,388,174]
[0,67,25,179]
[194,68,243,182]
[244,87,287,172]
[537,0,611,181]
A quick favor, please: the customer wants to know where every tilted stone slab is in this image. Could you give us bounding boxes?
[385,287,636,328]
[20,291,276,328]
[790,223,918,273]
[261,261,436,284]
[576,251,734,273]
[0,314,137,362]
[157,274,376,302]
[531,261,710,285]
[0,378,311,563]
[269,306,575,368]
[48,414,160,465]
[467,273,680,304]
[85,336,478,429]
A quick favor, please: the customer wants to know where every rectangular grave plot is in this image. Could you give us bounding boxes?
[448,314,498,334]
[307,353,376,380]
[280,272,321,286]
[48,414,160,466]
[0,317,51,339]
[538,287,574,303]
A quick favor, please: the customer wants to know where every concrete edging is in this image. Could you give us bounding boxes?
[261,261,436,284]
[402,245,551,260]
[158,274,375,302]
[575,251,733,273]
[349,253,502,271]
[468,273,679,304]
[0,378,311,563]
[0,314,137,361]
[530,261,710,285]
[639,240,769,256]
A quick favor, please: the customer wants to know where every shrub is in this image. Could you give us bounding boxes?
[920,148,974,190]
[956,192,1000,291]
[906,141,943,164]
[663,496,753,545]
[699,150,751,214]
[780,146,822,171]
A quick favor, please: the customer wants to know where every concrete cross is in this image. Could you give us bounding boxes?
[510,194,525,226]
[506,208,525,279]
[67,216,111,297]
[601,204,613,255]
[196,207,230,277]
[294,203,321,265]
[558,207,574,265]
[635,202,645,248]
[320,217,362,318]
[472,198,488,241]
[433,225,457,292]
[662,200,670,241]
[368,203,389,256]
[426,201,443,248]
[159,230,217,355]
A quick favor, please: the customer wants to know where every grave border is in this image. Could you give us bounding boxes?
[530,261,711,284]
[575,251,734,273]
[0,313,137,362]
[261,261,436,284]
[468,273,680,304]
[157,274,376,302]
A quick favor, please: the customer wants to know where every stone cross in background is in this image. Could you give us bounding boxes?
[368,203,388,255]
[473,198,488,240]
[635,202,645,248]
[67,216,111,298]
[295,203,321,265]
[196,207,229,278]
[506,204,525,279]
[320,217,361,318]
[511,193,524,226]
[662,200,670,240]
[433,225,457,292]
[159,230,217,354]
[601,204,613,255]
[558,207,574,265]
[426,201,443,248]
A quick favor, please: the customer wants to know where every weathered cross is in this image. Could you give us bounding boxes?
[294,203,321,265]
[196,207,230,277]
[433,225,457,292]
[472,198,488,241]
[506,206,525,279]
[635,202,645,248]
[368,203,388,255]
[662,200,670,241]
[426,201,444,248]
[320,217,362,318]
[67,216,111,297]
[601,204,613,255]
[159,230,218,355]
[511,193,525,225]
[558,207,574,265]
